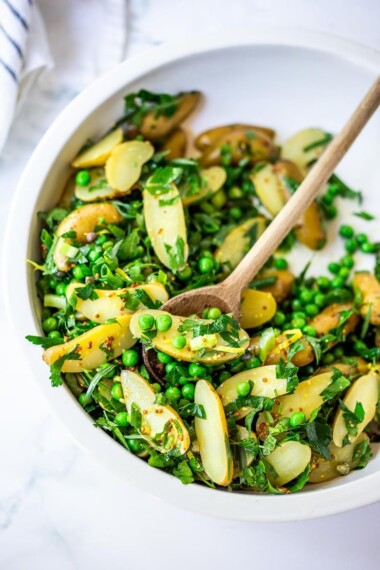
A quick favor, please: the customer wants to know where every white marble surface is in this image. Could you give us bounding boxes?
[1,1,380,568]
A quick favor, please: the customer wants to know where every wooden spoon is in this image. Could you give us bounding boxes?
[145,76,380,380]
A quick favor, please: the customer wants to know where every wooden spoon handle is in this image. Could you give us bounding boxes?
[223,76,380,295]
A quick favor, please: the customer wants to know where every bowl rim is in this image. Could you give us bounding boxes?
[3,27,380,522]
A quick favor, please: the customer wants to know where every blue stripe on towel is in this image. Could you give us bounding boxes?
[0,23,23,58]
[0,57,17,82]
[3,0,29,31]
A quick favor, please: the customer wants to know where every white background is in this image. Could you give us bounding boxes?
[1,1,380,568]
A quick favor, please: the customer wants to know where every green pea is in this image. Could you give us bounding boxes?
[356,233,368,244]
[75,170,91,186]
[165,386,181,401]
[302,325,317,337]
[48,277,58,289]
[341,255,354,269]
[115,412,129,427]
[230,207,242,220]
[305,304,319,317]
[228,186,243,199]
[322,352,335,365]
[322,193,334,206]
[128,439,144,453]
[289,411,306,427]
[172,335,186,349]
[42,317,58,333]
[182,383,195,400]
[339,267,350,280]
[324,205,338,219]
[291,318,306,329]
[291,299,303,311]
[152,383,161,393]
[202,308,210,319]
[354,340,367,354]
[48,330,61,339]
[138,314,155,331]
[246,357,262,369]
[274,258,288,270]
[177,267,192,281]
[328,262,340,275]
[95,234,108,246]
[72,264,91,280]
[292,311,306,320]
[361,242,375,254]
[78,393,91,407]
[339,225,354,238]
[211,190,227,209]
[299,289,313,304]
[345,238,357,254]
[157,351,173,364]
[156,314,172,332]
[236,381,251,397]
[333,346,344,358]
[303,365,315,376]
[219,371,231,383]
[198,257,214,274]
[314,293,325,308]
[55,283,67,296]
[208,307,222,320]
[122,349,139,367]
[111,383,123,400]
[189,363,207,377]
[273,311,286,326]
[98,362,115,378]
[316,276,330,290]
[331,276,345,289]
[165,362,176,374]
[88,249,102,262]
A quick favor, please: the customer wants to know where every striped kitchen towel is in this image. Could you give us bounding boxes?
[0,0,52,152]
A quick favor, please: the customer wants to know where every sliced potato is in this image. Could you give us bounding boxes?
[199,128,278,167]
[332,370,379,447]
[161,128,187,160]
[130,309,250,364]
[353,272,380,325]
[72,128,123,168]
[309,433,369,483]
[66,282,169,323]
[105,141,154,193]
[195,380,233,486]
[250,162,286,216]
[256,371,335,429]
[43,315,136,372]
[248,334,314,367]
[143,184,188,271]
[181,166,226,207]
[217,365,288,418]
[54,203,123,271]
[257,269,295,302]
[75,168,116,202]
[121,370,190,455]
[281,128,330,172]
[139,91,200,141]
[294,200,326,250]
[215,217,266,269]
[317,357,369,378]
[195,124,276,151]
[266,441,311,487]
[240,289,277,329]
[309,303,359,338]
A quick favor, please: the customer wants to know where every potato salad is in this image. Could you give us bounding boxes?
[27,89,380,493]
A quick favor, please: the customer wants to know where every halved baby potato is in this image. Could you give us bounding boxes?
[257,269,295,303]
[240,290,277,329]
[121,369,190,455]
[130,309,250,364]
[143,184,188,271]
[161,128,187,160]
[215,216,267,269]
[43,315,136,373]
[281,128,331,172]
[309,433,369,483]
[53,203,123,271]
[181,166,226,207]
[217,365,288,418]
[139,91,201,141]
[309,303,359,338]
[75,168,116,202]
[105,140,154,193]
[266,441,311,487]
[250,162,287,216]
[195,124,276,151]
[66,282,169,323]
[248,333,314,367]
[72,128,123,168]
[332,370,379,447]
[194,379,233,486]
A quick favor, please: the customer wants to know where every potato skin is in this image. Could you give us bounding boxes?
[139,91,200,141]
[309,303,359,337]
[353,272,380,325]
[257,269,295,302]
[195,124,276,151]
[160,128,187,160]
[248,335,314,367]
[317,357,369,378]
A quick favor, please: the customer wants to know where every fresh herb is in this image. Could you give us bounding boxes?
[339,400,365,441]
[305,419,332,460]
[320,368,350,401]
[130,402,143,430]
[26,334,64,349]
[123,89,180,127]
[173,460,194,484]
[76,283,99,301]
[145,166,183,196]
[49,351,81,387]
[354,211,375,221]
[164,236,186,271]
[303,133,332,152]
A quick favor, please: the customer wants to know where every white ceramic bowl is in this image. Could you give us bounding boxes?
[5,29,380,522]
